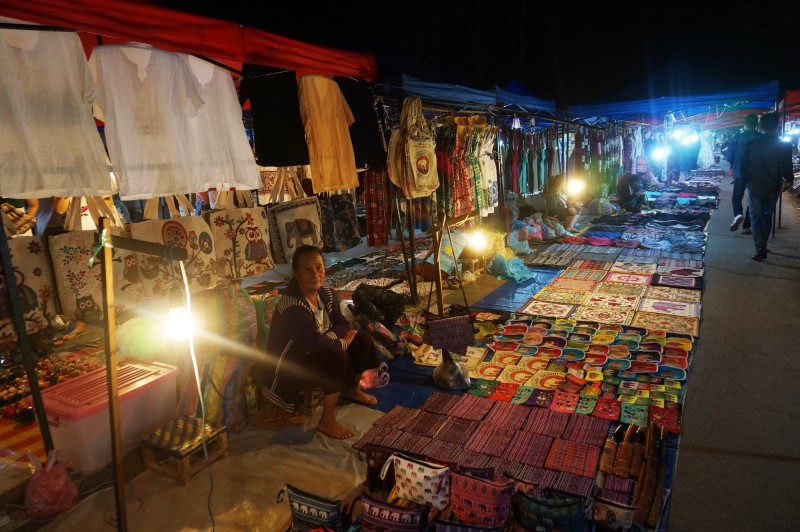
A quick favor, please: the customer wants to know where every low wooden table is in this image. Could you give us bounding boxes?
[140,416,228,485]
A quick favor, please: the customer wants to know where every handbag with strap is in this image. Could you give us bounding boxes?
[448,471,514,528]
[357,492,425,532]
[277,483,344,532]
[380,452,450,510]
[266,166,323,264]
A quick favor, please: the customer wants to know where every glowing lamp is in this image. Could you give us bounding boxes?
[166,286,193,341]
[672,129,684,140]
[469,231,487,251]
[652,146,671,161]
[566,178,586,196]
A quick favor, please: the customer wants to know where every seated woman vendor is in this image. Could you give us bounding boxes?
[544,174,581,232]
[616,173,648,213]
[262,245,380,439]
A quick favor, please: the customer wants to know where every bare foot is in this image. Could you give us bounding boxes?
[344,389,378,405]
[317,419,355,439]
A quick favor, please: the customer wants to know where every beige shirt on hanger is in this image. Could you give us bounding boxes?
[298,75,358,194]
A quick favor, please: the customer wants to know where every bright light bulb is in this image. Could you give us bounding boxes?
[469,231,487,250]
[652,146,671,161]
[672,130,684,140]
[166,306,193,341]
[566,179,586,196]
[789,128,800,135]
[781,136,792,142]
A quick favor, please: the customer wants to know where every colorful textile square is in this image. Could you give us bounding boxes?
[562,415,612,448]
[419,439,464,464]
[619,248,661,257]
[483,401,531,429]
[524,408,570,438]
[502,431,554,468]
[464,424,516,457]
[487,382,520,402]
[651,274,703,290]
[403,411,450,437]
[644,285,702,303]
[373,405,421,428]
[631,311,700,336]
[419,391,462,414]
[519,300,576,318]
[446,393,497,420]
[545,439,601,478]
[548,278,600,292]
[583,293,640,310]
[592,282,647,297]
[523,389,556,408]
[352,424,403,451]
[616,254,659,264]
[533,287,591,305]
[571,259,613,270]
[392,432,433,455]
[528,371,567,390]
[655,266,704,277]
[603,272,652,285]
[558,268,608,281]
[436,417,480,443]
[467,378,500,397]
[571,307,634,326]
[473,362,506,380]
[548,471,596,498]
[657,258,704,269]
[638,298,701,318]
[609,261,658,274]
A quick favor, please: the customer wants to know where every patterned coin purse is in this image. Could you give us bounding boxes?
[449,471,514,528]
[276,484,343,532]
[380,453,450,509]
[358,491,424,532]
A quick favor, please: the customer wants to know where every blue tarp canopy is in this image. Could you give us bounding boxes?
[568,81,780,128]
[398,74,557,115]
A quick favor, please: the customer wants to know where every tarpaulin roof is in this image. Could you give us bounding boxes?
[784,89,800,120]
[567,81,780,129]
[0,0,378,81]
[397,74,557,114]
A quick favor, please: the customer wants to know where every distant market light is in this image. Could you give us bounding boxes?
[652,146,672,161]
[781,136,792,142]
[567,178,586,196]
[672,129,684,140]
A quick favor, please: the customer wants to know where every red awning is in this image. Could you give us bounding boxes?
[0,0,378,81]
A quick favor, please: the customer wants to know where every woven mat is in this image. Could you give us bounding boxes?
[352,424,404,452]
[644,285,702,303]
[591,282,647,297]
[562,415,611,448]
[638,298,702,318]
[502,430,553,468]
[418,391,461,414]
[523,408,570,438]
[444,393,495,421]
[373,405,421,429]
[533,287,591,305]
[435,417,479,444]
[464,424,516,457]
[544,439,601,478]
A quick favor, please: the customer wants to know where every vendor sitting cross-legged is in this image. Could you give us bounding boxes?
[261,245,380,439]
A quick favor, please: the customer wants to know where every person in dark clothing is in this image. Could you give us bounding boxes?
[727,113,761,233]
[262,245,379,439]
[543,174,581,231]
[740,113,793,261]
[616,173,648,213]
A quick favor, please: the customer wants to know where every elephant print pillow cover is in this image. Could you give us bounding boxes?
[266,195,323,264]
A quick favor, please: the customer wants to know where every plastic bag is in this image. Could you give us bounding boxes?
[24,451,79,518]
[506,228,531,255]
[432,349,470,390]
[487,255,536,283]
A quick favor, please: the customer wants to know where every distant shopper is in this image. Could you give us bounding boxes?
[740,113,793,261]
[616,173,648,213]
[544,174,581,232]
[727,113,761,234]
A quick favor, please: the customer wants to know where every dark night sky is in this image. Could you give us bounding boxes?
[156,1,800,108]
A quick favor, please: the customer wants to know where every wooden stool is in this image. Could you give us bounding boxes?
[141,416,229,485]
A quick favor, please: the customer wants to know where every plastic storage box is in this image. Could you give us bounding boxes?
[27,359,178,474]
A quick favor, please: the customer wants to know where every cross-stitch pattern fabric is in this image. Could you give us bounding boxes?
[591,282,647,297]
[603,272,652,285]
[544,439,601,478]
[609,261,658,274]
[571,307,634,325]
[557,268,607,281]
[644,285,702,303]
[524,408,570,438]
[631,311,700,336]
[547,277,600,292]
[519,300,575,318]
[502,430,553,468]
[449,472,514,528]
[583,293,640,310]
[650,273,703,290]
[638,298,701,317]
[570,259,613,270]
[533,287,591,305]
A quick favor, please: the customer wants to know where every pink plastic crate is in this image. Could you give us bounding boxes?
[27,359,178,474]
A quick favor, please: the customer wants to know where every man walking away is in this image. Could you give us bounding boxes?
[727,113,761,234]
[740,113,793,261]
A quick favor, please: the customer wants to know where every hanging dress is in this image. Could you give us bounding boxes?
[479,126,498,214]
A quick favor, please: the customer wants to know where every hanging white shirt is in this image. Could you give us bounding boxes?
[179,54,259,192]
[89,43,205,200]
[0,17,113,198]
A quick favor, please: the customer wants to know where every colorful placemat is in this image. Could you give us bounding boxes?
[528,370,567,390]
[631,311,700,336]
[533,287,592,305]
[464,424,516,457]
[651,274,703,290]
[619,248,661,257]
[548,471,596,498]
[419,439,464,464]
[638,298,701,318]
[609,261,658,274]
[502,431,554,468]
[352,424,404,451]
[435,416,480,444]
[655,266,704,277]
[392,431,433,455]
[402,411,450,437]
[548,277,600,292]
[544,439,601,478]
[592,282,647,297]
[571,259,613,270]
[644,285,702,303]
[603,272,652,285]
[445,393,496,421]
[658,258,704,269]
[571,306,635,325]
[419,391,462,415]
[374,405,421,428]
[518,300,576,318]
[583,293,641,310]
[558,268,608,281]
[483,401,531,429]
[561,415,612,448]
[616,254,660,264]
[529,254,578,267]
[523,408,570,438]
